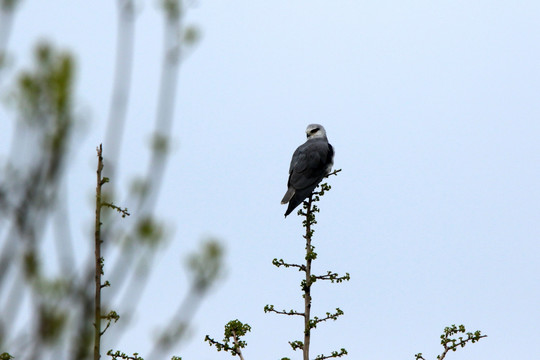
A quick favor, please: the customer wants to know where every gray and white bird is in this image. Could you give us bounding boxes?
[281,124,334,217]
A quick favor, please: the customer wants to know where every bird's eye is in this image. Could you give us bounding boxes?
[310,128,319,134]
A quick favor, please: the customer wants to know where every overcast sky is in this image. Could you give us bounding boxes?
[1,1,539,359]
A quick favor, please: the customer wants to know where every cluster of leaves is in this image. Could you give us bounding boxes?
[415,324,487,360]
[205,320,251,358]
[107,350,144,360]
[315,348,348,360]
[107,349,184,360]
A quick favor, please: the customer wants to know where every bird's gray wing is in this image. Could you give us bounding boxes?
[288,140,331,190]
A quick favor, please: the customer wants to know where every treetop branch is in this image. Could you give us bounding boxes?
[264,304,304,317]
[272,258,306,271]
[314,271,350,283]
[315,348,348,360]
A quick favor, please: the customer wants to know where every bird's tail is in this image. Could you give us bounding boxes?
[281,187,295,204]
[283,186,316,217]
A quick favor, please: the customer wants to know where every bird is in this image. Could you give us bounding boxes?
[281,124,334,217]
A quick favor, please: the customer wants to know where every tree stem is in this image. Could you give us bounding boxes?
[94,144,104,360]
[303,194,313,360]
[231,330,245,360]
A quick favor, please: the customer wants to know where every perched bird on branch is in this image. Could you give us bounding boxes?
[281,124,334,217]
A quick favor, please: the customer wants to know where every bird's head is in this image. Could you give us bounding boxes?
[305,124,327,140]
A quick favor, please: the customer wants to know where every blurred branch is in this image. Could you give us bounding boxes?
[0,42,76,358]
[53,192,76,278]
[0,0,22,76]
[137,0,183,214]
[1,1,209,358]
[104,0,198,347]
[150,239,225,358]
[104,0,137,183]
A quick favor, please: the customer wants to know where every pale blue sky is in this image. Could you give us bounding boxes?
[1,1,539,359]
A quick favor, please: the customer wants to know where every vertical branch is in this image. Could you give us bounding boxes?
[137,0,183,214]
[104,2,184,340]
[0,0,21,80]
[0,43,76,357]
[91,2,193,350]
[303,194,313,360]
[104,0,136,182]
[94,144,104,360]
[266,173,346,360]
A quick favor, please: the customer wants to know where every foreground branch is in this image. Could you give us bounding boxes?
[94,145,104,360]
[94,145,129,360]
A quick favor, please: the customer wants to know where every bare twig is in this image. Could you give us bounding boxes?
[264,305,304,317]
[271,258,306,271]
[310,308,345,328]
[315,348,348,360]
[104,0,136,182]
[324,169,342,178]
[314,271,350,283]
